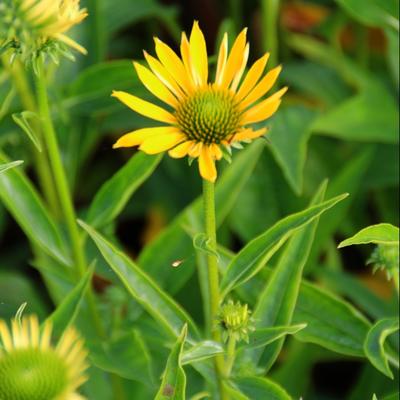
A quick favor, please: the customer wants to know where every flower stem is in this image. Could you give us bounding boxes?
[261,0,280,67]
[225,335,237,377]
[202,179,228,400]
[34,57,104,337]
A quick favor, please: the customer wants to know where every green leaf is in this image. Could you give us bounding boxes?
[266,106,316,194]
[192,233,220,260]
[249,180,327,368]
[138,141,264,294]
[335,0,399,31]
[312,83,399,144]
[0,160,24,174]
[239,324,307,350]
[293,281,371,356]
[45,266,94,338]
[155,324,187,400]
[230,376,291,400]
[364,318,400,379]
[220,192,348,297]
[87,152,162,228]
[89,330,155,386]
[12,111,42,152]
[78,220,199,341]
[339,223,399,247]
[0,154,70,265]
[181,341,224,365]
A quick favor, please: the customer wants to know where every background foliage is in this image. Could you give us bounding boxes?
[0,0,399,399]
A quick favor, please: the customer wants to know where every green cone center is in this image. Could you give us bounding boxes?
[0,348,68,400]
[175,87,240,144]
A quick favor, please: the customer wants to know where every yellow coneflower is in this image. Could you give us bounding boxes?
[0,315,88,400]
[112,21,286,182]
[6,0,87,54]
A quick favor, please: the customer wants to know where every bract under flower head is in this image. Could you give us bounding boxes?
[0,314,88,400]
[112,21,287,182]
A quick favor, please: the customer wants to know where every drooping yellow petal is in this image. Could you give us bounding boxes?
[235,53,270,102]
[215,33,228,85]
[241,87,287,124]
[188,142,203,157]
[139,132,185,154]
[133,62,178,108]
[168,140,195,158]
[189,21,208,85]
[144,51,185,99]
[154,38,194,93]
[239,65,282,110]
[112,90,176,124]
[199,146,217,182]
[220,28,247,89]
[210,143,223,160]
[231,43,249,92]
[55,33,87,54]
[0,320,13,351]
[113,127,178,148]
[233,127,268,142]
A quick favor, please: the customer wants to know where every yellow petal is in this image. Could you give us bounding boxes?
[235,53,270,102]
[139,132,185,154]
[55,33,87,55]
[144,51,185,99]
[112,90,176,124]
[241,87,287,124]
[189,21,208,86]
[239,65,282,110]
[0,320,13,351]
[199,146,217,182]
[113,127,178,148]
[154,38,193,93]
[40,321,52,349]
[29,315,40,347]
[231,43,249,92]
[233,128,268,141]
[215,33,228,85]
[134,62,178,108]
[210,143,223,160]
[168,140,195,158]
[220,28,247,89]
[180,33,196,87]
[188,142,203,157]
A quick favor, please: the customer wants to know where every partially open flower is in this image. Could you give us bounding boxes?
[1,0,87,60]
[112,21,286,182]
[0,314,88,400]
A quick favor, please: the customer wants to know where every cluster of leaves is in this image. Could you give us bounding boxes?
[0,0,398,399]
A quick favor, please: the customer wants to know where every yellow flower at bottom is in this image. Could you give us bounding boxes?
[112,21,287,182]
[0,315,88,400]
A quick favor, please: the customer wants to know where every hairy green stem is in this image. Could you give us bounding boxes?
[34,57,104,337]
[2,58,59,214]
[202,179,228,400]
[261,0,280,67]
[225,335,237,377]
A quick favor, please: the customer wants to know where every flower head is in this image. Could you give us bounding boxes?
[218,300,255,343]
[112,21,286,182]
[0,314,88,400]
[1,0,87,60]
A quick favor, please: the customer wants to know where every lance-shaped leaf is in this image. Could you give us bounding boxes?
[79,220,199,341]
[228,376,291,400]
[249,181,327,369]
[44,265,94,338]
[155,324,187,400]
[364,317,400,379]
[339,224,400,248]
[181,341,224,365]
[12,111,42,152]
[87,152,162,228]
[220,192,348,297]
[0,154,70,265]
